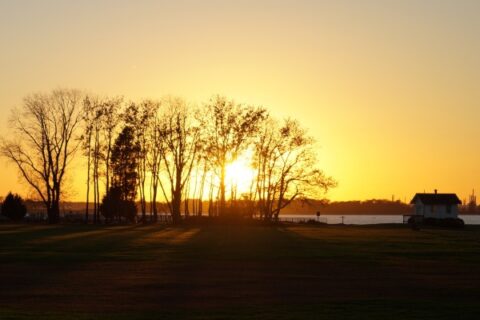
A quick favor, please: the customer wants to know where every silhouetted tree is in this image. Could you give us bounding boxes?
[1,89,83,223]
[82,96,123,224]
[101,97,123,200]
[82,96,95,223]
[110,126,140,204]
[145,101,162,221]
[1,192,27,221]
[93,113,103,223]
[204,96,266,216]
[82,96,105,224]
[157,98,201,223]
[253,118,335,220]
[124,101,157,222]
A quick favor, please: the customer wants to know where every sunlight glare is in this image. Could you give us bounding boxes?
[225,153,256,196]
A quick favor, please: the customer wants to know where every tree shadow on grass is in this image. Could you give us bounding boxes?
[175,224,304,261]
[0,224,199,264]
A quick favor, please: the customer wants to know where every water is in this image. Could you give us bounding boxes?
[279,214,480,225]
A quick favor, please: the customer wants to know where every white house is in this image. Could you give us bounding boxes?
[410,190,461,219]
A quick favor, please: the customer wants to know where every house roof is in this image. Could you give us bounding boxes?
[410,193,461,205]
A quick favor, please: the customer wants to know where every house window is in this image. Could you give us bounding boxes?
[431,205,434,213]
[446,205,451,214]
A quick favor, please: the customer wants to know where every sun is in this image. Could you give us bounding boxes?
[225,153,256,196]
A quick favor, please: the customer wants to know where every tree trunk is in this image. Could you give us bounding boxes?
[219,164,226,216]
[197,163,207,216]
[105,141,111,196]
[140,179,146,223]
[85,143,91,224]
[96,165,100,223]
[151,175,158,222]
[184,179,190,218]
[47,201,60,224]
[93,163,97,224]
[208,174,215,217]
[172,189,182,223]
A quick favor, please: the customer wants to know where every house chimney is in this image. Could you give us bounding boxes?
[434,189,438,194]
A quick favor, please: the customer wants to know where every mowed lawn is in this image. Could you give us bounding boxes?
[1,223,480,319]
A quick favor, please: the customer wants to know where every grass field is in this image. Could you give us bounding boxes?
[1,223,480,319]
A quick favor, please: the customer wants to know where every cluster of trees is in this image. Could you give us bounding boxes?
[1,89,334,224]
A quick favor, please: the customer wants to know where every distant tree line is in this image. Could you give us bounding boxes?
[319,199,410,215]
[1,89,335,224]
[272,199,411,215]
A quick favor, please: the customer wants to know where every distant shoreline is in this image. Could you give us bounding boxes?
[284,212,480,216]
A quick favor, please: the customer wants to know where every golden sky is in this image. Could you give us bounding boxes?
[1,0,480,202]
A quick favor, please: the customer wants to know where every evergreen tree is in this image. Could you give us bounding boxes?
[110,126,140,202]
[100,126,140,222]
[1,193,27,222]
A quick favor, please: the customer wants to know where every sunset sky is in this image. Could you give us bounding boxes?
[1,0,479,202]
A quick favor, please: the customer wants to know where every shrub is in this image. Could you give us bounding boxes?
[441,218,464,228]
[100,187,137,223]
[423,217,437,226]
[422,217,464,229]
[1,193,27,222]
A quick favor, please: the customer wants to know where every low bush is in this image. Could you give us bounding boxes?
[1,192,27,222]
[423,217,465,228]
[100,187,137,223]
